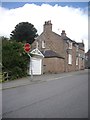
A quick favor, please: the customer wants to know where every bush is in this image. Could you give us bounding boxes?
[2,40,29,80]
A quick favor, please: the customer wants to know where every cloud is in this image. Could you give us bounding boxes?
[0,3,88,52]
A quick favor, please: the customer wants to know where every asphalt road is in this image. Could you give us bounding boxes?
[2,70,88,118]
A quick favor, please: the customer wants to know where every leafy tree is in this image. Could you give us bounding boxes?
[10,22,38,44]
[2,40,30,79]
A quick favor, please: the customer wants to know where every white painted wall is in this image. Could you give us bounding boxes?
[29,57,42,75]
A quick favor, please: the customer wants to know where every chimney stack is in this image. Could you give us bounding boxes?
[61,30,66,37]
[43,20,52,32]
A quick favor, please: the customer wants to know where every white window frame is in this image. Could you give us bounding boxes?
[42,41,45,48]
[69,42,72,49]
[76,57,78,65]
[68,54,72,64]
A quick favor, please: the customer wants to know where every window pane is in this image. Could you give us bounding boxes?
[68,54,72,64]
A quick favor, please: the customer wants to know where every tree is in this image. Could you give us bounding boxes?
[10,22,38,44]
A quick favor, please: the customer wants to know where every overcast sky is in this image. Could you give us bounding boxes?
[0,2,88,52]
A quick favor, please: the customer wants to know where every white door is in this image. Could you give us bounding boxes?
[29,58,42,75]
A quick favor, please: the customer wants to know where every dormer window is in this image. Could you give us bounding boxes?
[69,42,72,49]
[42,41,45,48]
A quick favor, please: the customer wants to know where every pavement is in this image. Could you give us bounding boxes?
[1,69,88,90]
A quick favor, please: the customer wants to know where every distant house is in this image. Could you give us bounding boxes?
[31,20,85,75]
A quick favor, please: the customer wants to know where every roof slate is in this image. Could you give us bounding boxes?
[41,50,64,59]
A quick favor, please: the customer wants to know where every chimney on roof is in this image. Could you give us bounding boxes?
[43,20,52,32]
[82,39,84,44]
[61,30,66,37]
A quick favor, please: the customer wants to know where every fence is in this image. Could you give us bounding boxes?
[2,71,12,81]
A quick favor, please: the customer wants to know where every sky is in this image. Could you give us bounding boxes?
[0,2,89,52]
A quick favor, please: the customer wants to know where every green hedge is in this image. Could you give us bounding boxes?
[2,40,30,80]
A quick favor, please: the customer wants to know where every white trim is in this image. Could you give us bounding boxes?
[76,57,78,65]
[42,41,45,48]
[68,54,72,64]
[30,48,44,57]
[69,42,72,49]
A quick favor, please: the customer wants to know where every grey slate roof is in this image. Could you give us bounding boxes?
[78,43,84,47]
[41,50,64,59]
[62,36,74,42]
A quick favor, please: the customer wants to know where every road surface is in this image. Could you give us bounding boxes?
[2,70,88,118]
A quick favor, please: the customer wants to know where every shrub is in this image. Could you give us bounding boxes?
[2,40,29,80]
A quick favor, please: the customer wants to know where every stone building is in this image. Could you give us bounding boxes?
[31,20,85,74]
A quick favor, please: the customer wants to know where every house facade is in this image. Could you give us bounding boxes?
[31,20,85,74]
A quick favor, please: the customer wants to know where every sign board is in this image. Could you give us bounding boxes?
[24,43,31,53]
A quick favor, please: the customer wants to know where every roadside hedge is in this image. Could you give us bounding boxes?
[2,40,30,80]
